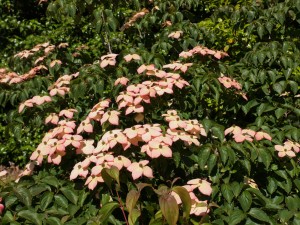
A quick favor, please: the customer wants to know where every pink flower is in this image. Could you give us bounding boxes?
[49,60,62,68]
[101,110,120,125]
[47,150,66,165]
[275,144,296,157]
[19,100,34,113]
[127,160,153,180]
[113,156,131,170]
[124,54,141,62]
[59,109,77,118]
[63,134,83,148]
[77,118,93,134]
[140,124,162,142]
[141,141,172,158]
[114,77,129,86]
[179,51,193,58]
[78,139,95,155]
[94,140,110,154]
[187,179,212,196]
[284,140,300,153]
[102,130,129,149]
[45,113,59,124]
[100,54,118,68]
[70,162,89,180]
[85,174,104,190]
[49,87,70,96]
[137,64,156,74]
[190,200,209,216]
[225,125,242,136]
[255,131,272,141]
[30,146,50,164]
[168,31,183,39]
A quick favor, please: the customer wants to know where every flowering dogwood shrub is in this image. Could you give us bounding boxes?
[1,0,300,224]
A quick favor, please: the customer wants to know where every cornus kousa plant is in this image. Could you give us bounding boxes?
[1,1,300,224]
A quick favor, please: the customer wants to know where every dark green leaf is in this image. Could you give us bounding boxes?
[40,192,54,211]
[14,186,32,207]
[60,186,78,205]
[46,217,63,225]
[18,210,43,225]
[248,208,271,223]
[228,209,246,225]
[239,191,252,212]
[99,202,119,223]
[54,194,69,209]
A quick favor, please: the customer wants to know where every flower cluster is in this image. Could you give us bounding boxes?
[218,74,242,90]
[19,95,52,113]
[275,140,300,157]
[100,54,118,68]
[225,125,272,143]
[14,42,54,58]
[116,65,189,116]
[49,72,79,97]
[121,8,149,31]
[163,61,193,73]
[179,45,229,59]
[0,65,47,84]
[123,54,141,62]
[168,31,183,39]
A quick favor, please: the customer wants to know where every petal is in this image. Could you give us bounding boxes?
[142,166,153,178]
[132,168,143,180]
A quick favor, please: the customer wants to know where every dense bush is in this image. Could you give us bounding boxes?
[0,0,300,224]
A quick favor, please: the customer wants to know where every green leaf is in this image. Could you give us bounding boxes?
[172,186,191,219]
[46,216,63,225]
[29,184,50,197]
[278,210,293,223]
[286,196,300,212]
[60,186,78,205]
[228,209,246,225]
[231,182,242,197]
[207,154,217,175]
[257,25,264,39]
[128,209,141,225]
[42,176,59,188]
[239,191,252,212]
[126,190,140,214]
[78,191,89,207]
[257,148,271,168]
[248,208,271,223]
[221,184,234,203]
[40,192,54,211]
[219,146,228,165]
[198,146,211,170]
[289,80,298,94]
[99,202,119,223]
[14,186,32,207]
[18,210,43,225]
[211,125,224,142]
[54,194,69,209]
[275,108,286,119]
[4,196,18,208]
[2,211,15,224]
[102,166,120,186]
[159,194,179,225]
[267,177,277,194]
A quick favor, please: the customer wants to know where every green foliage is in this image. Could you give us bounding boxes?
[0,167,101,224]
